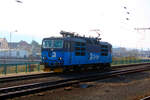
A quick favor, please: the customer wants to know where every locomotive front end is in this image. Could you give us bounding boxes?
[41,38,64,72]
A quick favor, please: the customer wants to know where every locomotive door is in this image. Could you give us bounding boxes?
[68,42,72,64]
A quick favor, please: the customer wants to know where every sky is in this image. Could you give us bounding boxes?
[0,0,150,49]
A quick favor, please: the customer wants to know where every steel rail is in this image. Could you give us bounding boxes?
[112,62,150,69]
[140,96,150,100]
[0,72,60,83]
[1,63,150,83]
[0,66,150,99]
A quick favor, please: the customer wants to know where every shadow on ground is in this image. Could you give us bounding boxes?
[97,71,150,83]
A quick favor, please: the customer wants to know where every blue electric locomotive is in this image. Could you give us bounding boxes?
[41,31,112,72]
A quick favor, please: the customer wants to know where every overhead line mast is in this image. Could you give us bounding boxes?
[134,27,150,30]
[134,27,150,50]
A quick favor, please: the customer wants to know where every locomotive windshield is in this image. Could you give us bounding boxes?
[42,40,63,48]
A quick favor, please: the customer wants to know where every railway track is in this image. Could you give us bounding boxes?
[0,65,150,99]
[0,72,58,83]
[112,62,150,69]
[0,63,150,83]
[141,96,150,100]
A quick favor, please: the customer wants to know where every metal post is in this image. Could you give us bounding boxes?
[26,64,28,73]
[9,32,11,58]
[16,64,18,73]
[38,64,40,71]
[29,64,31,72]
[4,64,7,75]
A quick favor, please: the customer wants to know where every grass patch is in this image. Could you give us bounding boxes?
[112,57,150,65]
[0,64,44,75]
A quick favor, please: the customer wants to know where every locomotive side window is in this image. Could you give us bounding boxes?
[101,45,108,56]
[76,42,81,46]
[101,53,108,56]
[75,47,80,50]
[75,42,86,56]
[81,52,85,56]
[75,52,81,56]
[81,43,85,46]
[101,49,108,52]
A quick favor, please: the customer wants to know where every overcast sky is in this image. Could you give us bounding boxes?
[0,0,150,49]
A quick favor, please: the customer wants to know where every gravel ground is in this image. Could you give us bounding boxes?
[0,71,109,88]
[10,70,150,100]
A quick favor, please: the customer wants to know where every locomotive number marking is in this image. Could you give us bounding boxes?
[89,53,99,60]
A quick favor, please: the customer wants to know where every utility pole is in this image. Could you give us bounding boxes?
[9,30,18,58]
[9,32,12,58]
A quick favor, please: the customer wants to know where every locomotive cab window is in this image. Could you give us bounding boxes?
[101,45,108,56]
[42,40,63,48]
[42,40,53,48]
[53,40,63,48]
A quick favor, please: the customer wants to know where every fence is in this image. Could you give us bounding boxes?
[0,62,44,75]
[1,59,150,75]
[112,59,150,65]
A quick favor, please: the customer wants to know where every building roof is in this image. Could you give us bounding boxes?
[8,42,19,49]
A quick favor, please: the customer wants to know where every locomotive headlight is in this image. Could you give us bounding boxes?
[58,57,62,60]
[43,56,47,60]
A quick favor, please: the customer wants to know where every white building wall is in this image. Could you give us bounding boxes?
[0,49,29,58]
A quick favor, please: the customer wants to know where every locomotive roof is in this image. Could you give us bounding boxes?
[43,36,111,46]
[43,31,111,46]
[43,37,86,42]
[100,41,112,46]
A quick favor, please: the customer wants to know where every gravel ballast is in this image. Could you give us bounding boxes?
[9,70,150,100]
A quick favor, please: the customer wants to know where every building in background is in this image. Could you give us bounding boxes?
[8,42,19,49]
[0,49,29,58]
[112,47,150,58]
[0,38,41,59]
[0,38,31,59]
[8,40,32,52]
[0,38,9,49]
